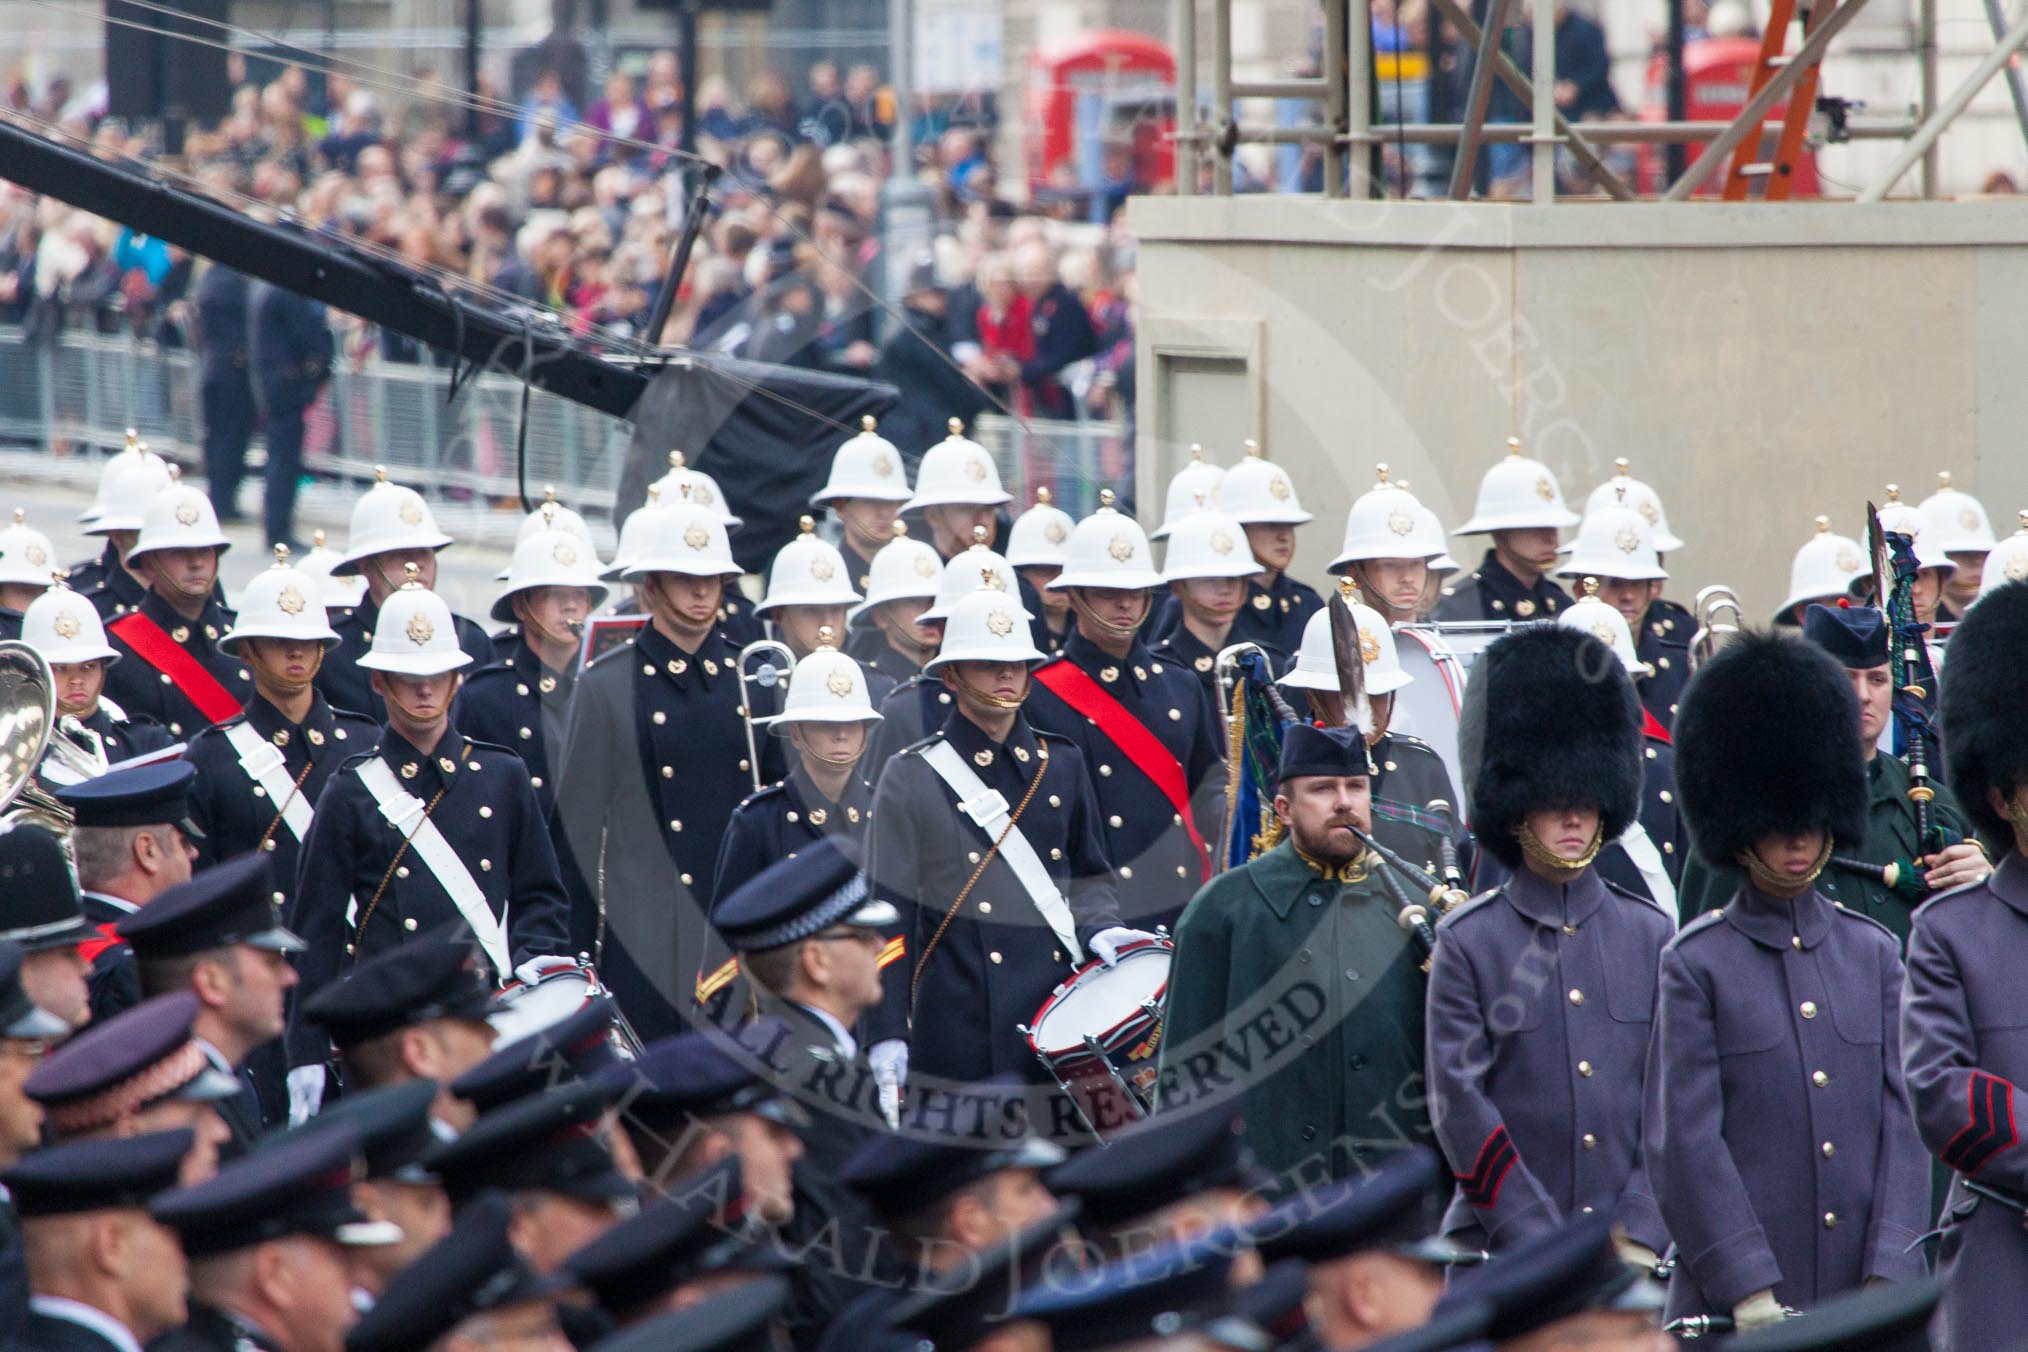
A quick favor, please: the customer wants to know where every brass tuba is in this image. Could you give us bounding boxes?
[0,640,107,839]
[1689,585,1745,671]
[735,639,797,794]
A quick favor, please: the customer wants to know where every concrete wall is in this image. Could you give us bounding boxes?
[1128,194,2028,622]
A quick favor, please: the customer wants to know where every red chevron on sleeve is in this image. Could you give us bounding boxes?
[1458,1125,1518,1208]
[1943,1072,2018,1176]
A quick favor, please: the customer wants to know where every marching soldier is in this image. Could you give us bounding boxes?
[842,522,942,688]
[1150,502,1271,703]
[1432,439,1577,623]
[1329,466,1449,628]
[863,582,1135,1094]
[1425,624,1670,1261]
[482,491,598,663]
[1161,721,1433,1182]
[1649,632,1930,1330]
[103,479,250,740]
[1901,579,2028,1351]
[1864,485,1955,626]
[71,437,172,620]
[0,941,69,1329]
[555,501,771,1041]
[20,581,173,765]
[1005,487,1075,653]
[1148,445,1226,544]
[811,415,912,596]
[1555,493,1688,731]
[759,519,884,699]
[288,579,570,1090]
[0,511,57,638]
[1207,440,1321,656]
[296,531,364,613]
[651,453,761,647]
[1921,470,1996,619]
[344,1192,572,1352]
[184,548,377,873]
[1575,459,1694,724]
[317,470,494,723]
[0,823,106,1034]
[1025,493,1223,932]
[456,523,607,814]
[1774,515,1868,626]
[904,419,1012,562]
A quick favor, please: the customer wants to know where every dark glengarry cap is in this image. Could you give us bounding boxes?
[839,1076,1065,1225]
[1434,1213,1662,1342]
[274,1078,441,1184]
[152,1122,373,1258]
[423,1081,634,1210]
[1244,1146,1447,1266]
[1277,722,1368,782]
[116,853,304,958]
[0,937,70,1041]
[1723,1276,1941,1352]
[347,1192,565,1352]
[300,930,498,1050]
[2,1128,194,1217]
[1009,1229,1237,1352]
[712,837,897,954]
[1802,602,1891,670]
[24,990,241,1135]
[0,823,91,952]
[583,1273,790,1352]
[562,1162,786,1317]
[1046,1110,1262,1234]
[54,760,204,837]
[882,1200,1082,1352]
[452,995,624,1114]
[597,1023,807,1135]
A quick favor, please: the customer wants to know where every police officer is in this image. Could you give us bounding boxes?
[1650,632,1930,1330]
[0,511,57,638]
[1555,493,1687,731]
[555,502,768,1041]
[0,942,75,1330]
[289,580,569,1089]
[288,1079,451,1302]
[344,1192,571,1352]
[1433,439,1577,623]
[55,763,205,1024]
[456,522,607,815]
[317,470,494,723]
[1427,1213,1667,1350]
[103,479,250,740]
[71,437,172,620]
[1573,459,1693,726]
[1425,625,1670,1262]
[194,265,254,525]
[1150,502,1270,703]
[115,855,303,1147]
[24,992,242,1185]
[562,1176,790,1332]
[649,453,761,647]
[3,1131,194,1352]
[1330,466,1450,628]
[184,548,377,878]
[149,1125,379,1352]
[759,519,882,699]
[1774,515,1868,626]
[0,824,103,1034]
[449,995,624,1117]
[582,1277,789,1352]
[1005,487,1075,654]
[1922,470,1996,619]
[842,523,942,689]
[864,582,1133,1095]
[1008,1227,1246,1352]
[20,581,173,766]
[247,279,333,550]
[1025,493,1223,933]
[1902,579,2028,1352]
[1205,440,1321,656]
[904,419,1013,563]
[811,415,913,596]
[1160,722,1433,1182]
[1045,1107,1268,1260]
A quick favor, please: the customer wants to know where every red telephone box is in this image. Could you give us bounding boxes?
[1638,36,1821,196]
[1025,31,1177,193]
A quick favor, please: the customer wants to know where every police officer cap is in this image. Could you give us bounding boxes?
[153,1122,376,1258]
[584,1273,790,1352]
[54,760,205,836]
[1244,1146,1449,1266]
[1722,1276,1941,1352]
[25,991,241,1135]
[300,932,498,1050]
[423,1081,635,1209]
[452,995,625,1114]
[882,1200,1082,1352]
[267,1079,440,1184]
[0,938,70,1042]
[712,838,898,953]
[2,1129,193,1217]
[1205,1258,1313,1352]
[1434,1213,1662,1342]
[347,1192,565,1352]
[596,1023,808,1135]
[0,824,92,953]
[1355,1301,1494,1352]
[562,1162,789,1317]
[1802,601,1890,669]
[840,1076,1066,1224]
[1010,1228,1237,1352]
[1277,722,1368,781]
[1047,1110,1263,1234]
[116,853,305,959]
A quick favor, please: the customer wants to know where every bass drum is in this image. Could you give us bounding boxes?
[1390,626,1470,820]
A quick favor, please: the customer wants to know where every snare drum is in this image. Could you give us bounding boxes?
[1022,937,1173,1138]
[1391,626,1469,810]
[491,955,640,1055]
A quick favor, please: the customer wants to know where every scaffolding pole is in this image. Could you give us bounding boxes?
[1532,0,1556,199]
[1979,0,2028,152]
[1449,0,1515,198]
[1176,0,1197,194]
[1922,0,1940,195]
[1862,1,2028,200]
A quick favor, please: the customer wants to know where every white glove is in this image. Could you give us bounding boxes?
[869,1039,908,1129]
[1090,927,1160,967]
[287,1065,327,1125]
[513,955,566,986]
[1732,1290,1790,1331]
[1614,1238,1660,1273]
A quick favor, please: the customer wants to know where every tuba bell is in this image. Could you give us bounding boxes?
[1689,585,1745,671]
[0,640,104,840]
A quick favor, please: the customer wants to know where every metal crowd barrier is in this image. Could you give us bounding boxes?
[972,413,1132,519]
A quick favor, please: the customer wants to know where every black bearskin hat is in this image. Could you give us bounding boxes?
[1674,631,1869,867]
[1459,626,1644,868]
[1942,581,2028,843]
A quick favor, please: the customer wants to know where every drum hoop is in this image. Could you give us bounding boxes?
[1027,939,1172,1058]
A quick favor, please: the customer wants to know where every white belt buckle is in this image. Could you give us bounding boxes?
[961,788,1010,830]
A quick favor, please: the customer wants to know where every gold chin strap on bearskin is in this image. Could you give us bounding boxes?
[1514,823,1606,874]
[1737,833,1835,891]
